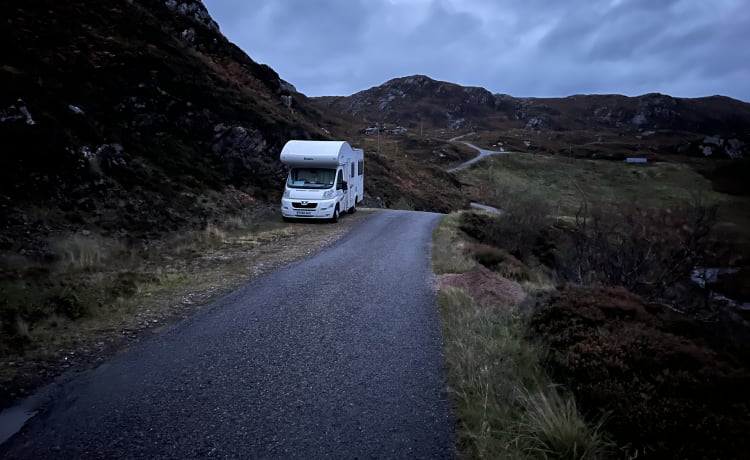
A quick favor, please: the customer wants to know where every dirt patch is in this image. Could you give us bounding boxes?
[531,286,750,459]
[0,209,379,410]
[437,264,526,308]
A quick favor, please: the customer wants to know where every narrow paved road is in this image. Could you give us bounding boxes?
[447,142,505,172]
[1,210,456,459]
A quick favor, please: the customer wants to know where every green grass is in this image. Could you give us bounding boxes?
[461,153,747,223]
[432,212,475,274]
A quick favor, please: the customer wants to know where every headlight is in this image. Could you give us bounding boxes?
[283,189,290,198]
[323,190,334,199]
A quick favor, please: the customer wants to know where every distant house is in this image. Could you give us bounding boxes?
[625,157,648,164]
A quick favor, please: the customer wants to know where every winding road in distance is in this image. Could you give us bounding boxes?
[1,210,456,459]
[447,142,506,172]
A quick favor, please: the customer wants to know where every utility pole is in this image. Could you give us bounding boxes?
[377,124,380,154]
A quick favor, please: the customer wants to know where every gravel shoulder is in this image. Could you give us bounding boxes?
[0,209,380,411]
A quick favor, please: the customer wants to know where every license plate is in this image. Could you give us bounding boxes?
[296,210,312,216]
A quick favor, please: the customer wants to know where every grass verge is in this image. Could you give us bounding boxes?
[434,213,610,459]
[432,212,475,274]
[438,287,610,459]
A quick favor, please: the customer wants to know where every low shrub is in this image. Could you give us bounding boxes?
[466,243,531,281]
[391,196,415,210]
[531,286,750,459]
[458,211,496,242]
[556,200,716,288]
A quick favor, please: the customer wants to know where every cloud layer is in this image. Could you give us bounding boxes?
[202,0,750,101]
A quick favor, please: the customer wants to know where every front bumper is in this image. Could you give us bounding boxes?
[280,198,337,219]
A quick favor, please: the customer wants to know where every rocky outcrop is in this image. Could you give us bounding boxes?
[211,125,269,178]
[630,93,679,128]
[701,136,744,159]
[0,99,36,125]
[165,0,219,32]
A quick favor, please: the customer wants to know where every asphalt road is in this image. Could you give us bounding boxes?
[1,210,456,459]
[446,142,505,172]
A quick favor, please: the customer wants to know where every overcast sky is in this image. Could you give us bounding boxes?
[201,0,749,101]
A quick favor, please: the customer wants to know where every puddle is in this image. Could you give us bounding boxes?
[0,370,70,446]
[0,405,37,445]
[469,202,502,214]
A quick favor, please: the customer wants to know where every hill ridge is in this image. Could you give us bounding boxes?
[315,74,750,144]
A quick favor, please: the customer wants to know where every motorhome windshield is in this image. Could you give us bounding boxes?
[287,168,336,189]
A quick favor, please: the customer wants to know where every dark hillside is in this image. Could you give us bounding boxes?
[0,0,330,247]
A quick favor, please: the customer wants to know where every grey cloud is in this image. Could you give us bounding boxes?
[407,2,483,48]
[202,0,750,101]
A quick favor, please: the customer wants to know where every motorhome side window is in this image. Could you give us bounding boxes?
[350,163,355,178]
[287,168,335,189]
[336,170,344,188]
[358,160,364,176]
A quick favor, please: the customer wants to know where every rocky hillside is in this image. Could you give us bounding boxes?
[0,0,337,250]
[315,75,750,160]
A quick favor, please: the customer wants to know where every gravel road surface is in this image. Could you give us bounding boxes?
[1,210,455,459]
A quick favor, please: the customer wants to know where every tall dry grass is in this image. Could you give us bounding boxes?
[432,212,475,274]
[520,388,611,460]
[52,234,125,270]
[438,287,611,459]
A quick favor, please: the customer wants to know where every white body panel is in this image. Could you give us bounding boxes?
[279,140,364,221]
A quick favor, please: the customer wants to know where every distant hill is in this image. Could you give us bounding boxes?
[0,0,333,248]
[315,75,750,160]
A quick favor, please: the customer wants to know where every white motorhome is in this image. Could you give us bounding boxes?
[280,140,364,222]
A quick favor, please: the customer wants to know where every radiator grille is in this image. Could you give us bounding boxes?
[292,202,317,209]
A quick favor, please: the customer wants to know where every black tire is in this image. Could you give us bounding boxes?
[349,203,356,214]
[330,206,340,223]
[282,216,292,223]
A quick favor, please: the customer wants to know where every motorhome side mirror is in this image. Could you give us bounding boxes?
[339,181,348,191]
